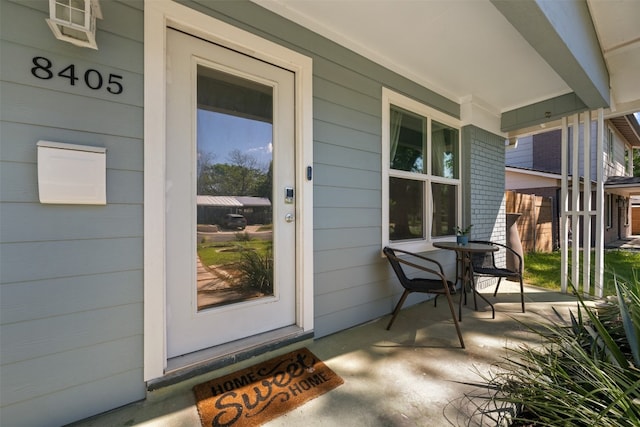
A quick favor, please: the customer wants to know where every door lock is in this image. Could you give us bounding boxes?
[285,213,294,223]
[285,187,294,204]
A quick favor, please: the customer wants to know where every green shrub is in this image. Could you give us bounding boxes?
[472,271,640,426]
[235,231,252,241]
[237,246,273,294]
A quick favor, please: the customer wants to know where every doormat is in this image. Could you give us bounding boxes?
[193,348,344,427]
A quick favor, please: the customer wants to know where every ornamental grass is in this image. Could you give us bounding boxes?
[471,270,640,426]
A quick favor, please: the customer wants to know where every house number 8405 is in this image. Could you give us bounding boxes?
[31,56,124,94]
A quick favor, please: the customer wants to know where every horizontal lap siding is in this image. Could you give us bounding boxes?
[2,0,468,424]
[191,0,460,337]
[312,77,388,335]
[0,1,145,426]
[505,135,533,168]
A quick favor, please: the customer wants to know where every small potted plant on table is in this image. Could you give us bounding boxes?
[455,225,472,245]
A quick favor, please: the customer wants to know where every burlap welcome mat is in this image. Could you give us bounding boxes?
[193,348,344,427]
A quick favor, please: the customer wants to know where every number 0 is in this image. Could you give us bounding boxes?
[84,69,103,90]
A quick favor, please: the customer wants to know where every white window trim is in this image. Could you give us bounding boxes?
[144,0,313,381]
[381,88,462,253]
[607,127,615,165]
[605,193,613,229]
[624,198,630,226]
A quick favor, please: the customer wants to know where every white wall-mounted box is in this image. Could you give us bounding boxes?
[37,140,107,205]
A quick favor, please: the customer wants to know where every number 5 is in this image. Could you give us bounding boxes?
[107,74,123,94]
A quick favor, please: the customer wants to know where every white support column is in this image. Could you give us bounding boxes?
[560,117,569,293]
[571,114,581,291]
[582,112,591,296]
[594,109,605,297]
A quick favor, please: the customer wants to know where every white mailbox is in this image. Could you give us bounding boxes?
[37,140,107,205]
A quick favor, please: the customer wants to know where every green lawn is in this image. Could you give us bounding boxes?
[198,238,272,267]
[524,249,639,296]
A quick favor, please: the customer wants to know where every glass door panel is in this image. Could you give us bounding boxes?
[196,66,274,311]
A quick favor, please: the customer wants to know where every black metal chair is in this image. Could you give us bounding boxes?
[469,240,525,313]
[383,247,464,348]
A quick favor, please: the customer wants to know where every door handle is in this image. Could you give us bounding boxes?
[285,213,294,223]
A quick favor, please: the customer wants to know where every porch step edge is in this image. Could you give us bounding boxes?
[147,327,313,391]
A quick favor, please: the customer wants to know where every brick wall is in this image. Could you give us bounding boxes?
[467,127,506,244]
[464,126,506,289]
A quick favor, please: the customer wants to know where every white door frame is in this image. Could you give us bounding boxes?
[143,0,314,381]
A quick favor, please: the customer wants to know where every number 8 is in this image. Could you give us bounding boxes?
[31,56,53,80]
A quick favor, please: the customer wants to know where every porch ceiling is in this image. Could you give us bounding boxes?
[254,0,640,133]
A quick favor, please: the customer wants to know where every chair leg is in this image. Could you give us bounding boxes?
[519,276,525,313]
[493,277,503,296]
[458,281,465,322]
[472,279,478,311]
[444,292,465,348]
[387,290,411,330]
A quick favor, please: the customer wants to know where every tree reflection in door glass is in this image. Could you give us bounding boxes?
[195,65,274,311]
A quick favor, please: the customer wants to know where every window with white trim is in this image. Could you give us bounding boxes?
[382,89,461,250]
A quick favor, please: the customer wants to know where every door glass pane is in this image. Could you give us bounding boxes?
[390,106,425,173]
[196,65,274,311]
[389,177,424,241]
[431,183,456,237]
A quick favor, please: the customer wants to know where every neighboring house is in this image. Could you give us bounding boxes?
[1,1,639,426]
[633,196,640,234]
[506,114,640,249]
[196,195,272,225]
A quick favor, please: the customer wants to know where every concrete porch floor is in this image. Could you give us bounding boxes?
[69,282,580,427]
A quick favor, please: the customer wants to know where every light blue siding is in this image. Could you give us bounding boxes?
[0,271,142,324]
[314,227,381,252]
[0,0,145,426]
[0,0,507,425]
[505,135,534,168]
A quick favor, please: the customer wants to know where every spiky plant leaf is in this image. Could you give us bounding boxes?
[615,278,640,367]
[572,284,629,368]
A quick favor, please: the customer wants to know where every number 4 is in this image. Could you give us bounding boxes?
[58,64,79,85]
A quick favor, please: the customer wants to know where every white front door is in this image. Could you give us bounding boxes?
[166,29,296,358]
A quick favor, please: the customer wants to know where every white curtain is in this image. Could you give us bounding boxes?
[432,128,447,177]
[389,108,403,166]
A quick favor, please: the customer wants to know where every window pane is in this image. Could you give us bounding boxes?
[431,121,458,178]
[390,106,425,173]
[431,183,456,237]
[389,177,424,241]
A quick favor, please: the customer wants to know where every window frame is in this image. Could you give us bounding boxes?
[607,127,615,164]
[381,88,462,253]
[605,193,613,229]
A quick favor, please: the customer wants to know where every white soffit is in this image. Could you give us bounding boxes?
[254,0,572,114]
[588,0,640,114]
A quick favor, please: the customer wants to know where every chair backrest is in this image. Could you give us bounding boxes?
[383,247,410,287]
[471,251,494,270]
[468,240,497,270]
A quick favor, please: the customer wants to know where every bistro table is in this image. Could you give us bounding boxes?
[433,241,498,321]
